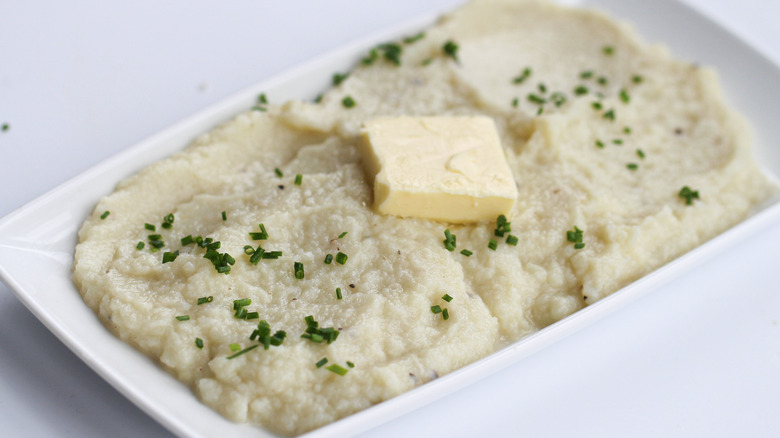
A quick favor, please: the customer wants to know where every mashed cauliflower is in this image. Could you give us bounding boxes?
[73,0,775,435]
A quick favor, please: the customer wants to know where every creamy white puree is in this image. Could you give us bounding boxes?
[73,0,775,435]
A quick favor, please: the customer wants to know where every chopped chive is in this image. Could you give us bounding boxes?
[249,223,268,240]
[314,94,323,103]
[595,140,605,148]
[494,214,511,237]
[301,315,339,344]
[580,70,594,79]
[527,94,546,105]
[175,315,190,321]
[403,32,425,44]
[230,343,241,351]
[460,249,472,257]
[512,97,519,108]
[324,254,333,264]
[443,229,457,251]
[258,93,268,104]
[613,139,623,145]
[592,101,603,110]
[234,307,247,319]
[233,298,251,309]
[421,57,433,66]
[338,231,348,239]
[550,92,567,107]
[181,235,195,246]
[346,361,355,368]
[597,76,608,86]
[251,106,267,112]
[362,48,379,65]
[538,83,547,94]
[221,211,227,221]
[624,126,632,134]
[1,123,8,132]
[332,72,349,86]
[442,308,449,320]
[326,364,348,376]
[136,241,145,250]
[335,252,348,265]
[195,337,203,349]
[316,358,328,368]
[678,186,700,205]
[430,305,442,314]
[632,74,643,84]
[627,163,639,170]
[274,167,283,177]
[488,239,498,250]
[162,251,179,264]
[197,296,213,305]
[513,67,531,84]
[442,294,453,302]
[377,42,402,65]
[537,107,544,116]
[603,109,616,121]
[148,234,162,241]
[342,96,356,108]
[144,223,156,231]
[100,211,110,220]
[619,89,630,104]
[294,261,304,279]
[245,312,259,320]
[263,251,282,259]
[636,149,645,159]
[336,287,342,300]
[506,234,519,246]
[603,45,615,56]
[294,174,302,185]
[226,344,258,360]
[243,245,255,255]
[566,226,584,249]
[574,85,589,96]
[442,40,459,62]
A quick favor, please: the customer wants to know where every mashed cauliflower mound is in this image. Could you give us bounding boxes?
[73,0,775,435]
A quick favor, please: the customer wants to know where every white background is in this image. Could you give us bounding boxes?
[1,1,779,437]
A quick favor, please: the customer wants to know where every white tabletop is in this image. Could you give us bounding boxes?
[1,1,779,437]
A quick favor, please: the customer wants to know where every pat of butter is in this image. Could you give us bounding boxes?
[359,116,517,223]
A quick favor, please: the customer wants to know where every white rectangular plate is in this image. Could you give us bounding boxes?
[1,1,779,437]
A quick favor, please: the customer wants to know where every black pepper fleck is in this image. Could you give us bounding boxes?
[674,128,684,135]
[278,185,285,190]
[349,284,355,288]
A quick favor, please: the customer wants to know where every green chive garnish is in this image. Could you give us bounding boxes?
[627,163,638,170]
[195,338,203,349]
[221,211,227,221]
[597,76,608,86]
[275,167,283,177]
[162,251,179,264]
[181,235,195,246]
[144,223,156,231]
[332,72,349,86]
[336,287,342,300]
[488,239,498,251]
[592,101,603,110]
[230,343,241,351]
[619,89,630,104]
[442,308,449,320]
[338,231,348,239]
[506,234,519,246]
[197,296,213,305]
[527,94,546,105]
[580,70,594,79]
[566,226,585,249]
[513,67,531,84]
[294,262,304,279]
[574,85,589,96]
[335,252,348,265]
[100,211,110,220]
[431,305,442,314]
[443,229,457,251]
[403,32,425,44]
[326,364,348,376]
[1,123,8,132]
[613,139,623,145]
[494,215,511,237]
[136,241,145,250]
[316,358,328,368]
[294,174,302,185]
[632,74,643,84]
[636,149,645,159]
[603,109,615,121]
[342,96,356,108]
[678,186,700,205]
[324,254,333,264]
[442,40,459,62]
[603,45,615,56]
[176,315,190,321]
[258,93,268,104]
[595,140,605,148]
[346,361,355,368]
[512,97,519,107]
[460,249,472,257]
[226,344,259,360]
[442,294,453,302]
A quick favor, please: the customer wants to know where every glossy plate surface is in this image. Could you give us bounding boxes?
[1,1,779,437]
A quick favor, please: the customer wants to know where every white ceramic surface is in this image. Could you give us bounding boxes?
[1,1,779,437]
